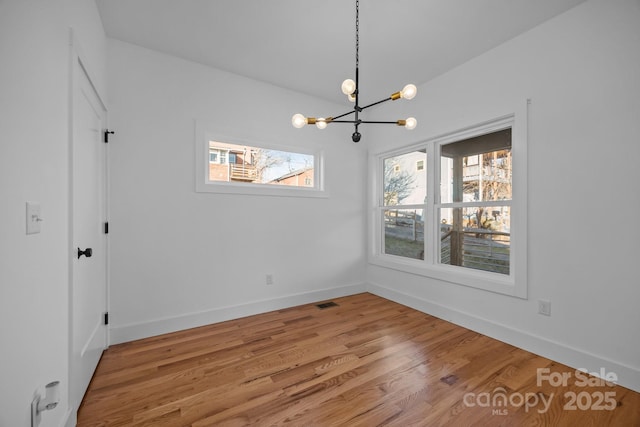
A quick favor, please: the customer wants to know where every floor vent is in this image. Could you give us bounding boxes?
[316,301,338,309]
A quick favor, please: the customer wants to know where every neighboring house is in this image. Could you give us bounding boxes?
[269,167,314,187]
[209,142,258,182]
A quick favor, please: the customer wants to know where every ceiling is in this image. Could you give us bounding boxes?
[96,0,586,105]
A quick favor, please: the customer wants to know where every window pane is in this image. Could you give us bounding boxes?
[439,206,510,275]
[384,208,424,260]
[208,141,314,187]
[383,150,426,206]
[440,129,512,203]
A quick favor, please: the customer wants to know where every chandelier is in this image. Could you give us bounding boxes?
[292,0,417,143]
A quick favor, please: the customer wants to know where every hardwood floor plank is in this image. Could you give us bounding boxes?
[78,293,640,426]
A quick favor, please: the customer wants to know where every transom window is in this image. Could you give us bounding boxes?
[207,141,314,186]
[195,122,326,198]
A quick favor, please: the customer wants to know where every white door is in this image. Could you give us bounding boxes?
[70,54,108,412]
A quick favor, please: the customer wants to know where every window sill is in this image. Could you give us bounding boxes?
[368,254,527,299]
[195,181,329,198]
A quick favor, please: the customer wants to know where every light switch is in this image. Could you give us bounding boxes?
[26,202,42,234]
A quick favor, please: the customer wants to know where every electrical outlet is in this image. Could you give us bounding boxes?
[538,300,551,316]
[266,274,274,285]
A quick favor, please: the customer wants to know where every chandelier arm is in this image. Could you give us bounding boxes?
[332,110,357,120]
[323,120,401,124]
[359,96,393,111]
[316,96,395,122]
[358,120,402,124]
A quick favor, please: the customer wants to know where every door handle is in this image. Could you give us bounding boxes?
[77,247,93,259]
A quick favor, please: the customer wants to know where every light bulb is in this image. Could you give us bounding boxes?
[341,79,356,95]
[292,113,307,128]
[316,118,328,129]
[348,93,356,103]
[400,84,417,100]
[404,117,417,130]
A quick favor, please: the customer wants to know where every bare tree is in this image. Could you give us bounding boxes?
[383,160,415,205]
[252,149,283,183]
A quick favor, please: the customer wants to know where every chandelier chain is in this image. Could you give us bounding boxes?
[355,0,359,68]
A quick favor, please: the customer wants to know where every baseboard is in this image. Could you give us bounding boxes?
[367,281,640,393]
[109,282,366,345]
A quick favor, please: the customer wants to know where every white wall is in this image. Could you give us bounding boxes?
[0,0,106,426]
[2,3,637,426]
[107,40,367,343]
[366,0,640,391]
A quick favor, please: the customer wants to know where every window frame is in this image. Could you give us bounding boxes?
[369,105,528,298]
[195,121,327,198]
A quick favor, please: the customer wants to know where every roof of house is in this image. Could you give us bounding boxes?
[270,167,313,182]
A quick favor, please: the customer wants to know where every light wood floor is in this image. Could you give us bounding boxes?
[78,293,640,426]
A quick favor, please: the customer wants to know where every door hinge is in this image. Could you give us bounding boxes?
[104,222,109,234]
[104,312,109,325]
[104,129,115,143]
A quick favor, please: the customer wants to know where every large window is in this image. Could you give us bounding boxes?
[372,110,528,297]
[195,122,325,197]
